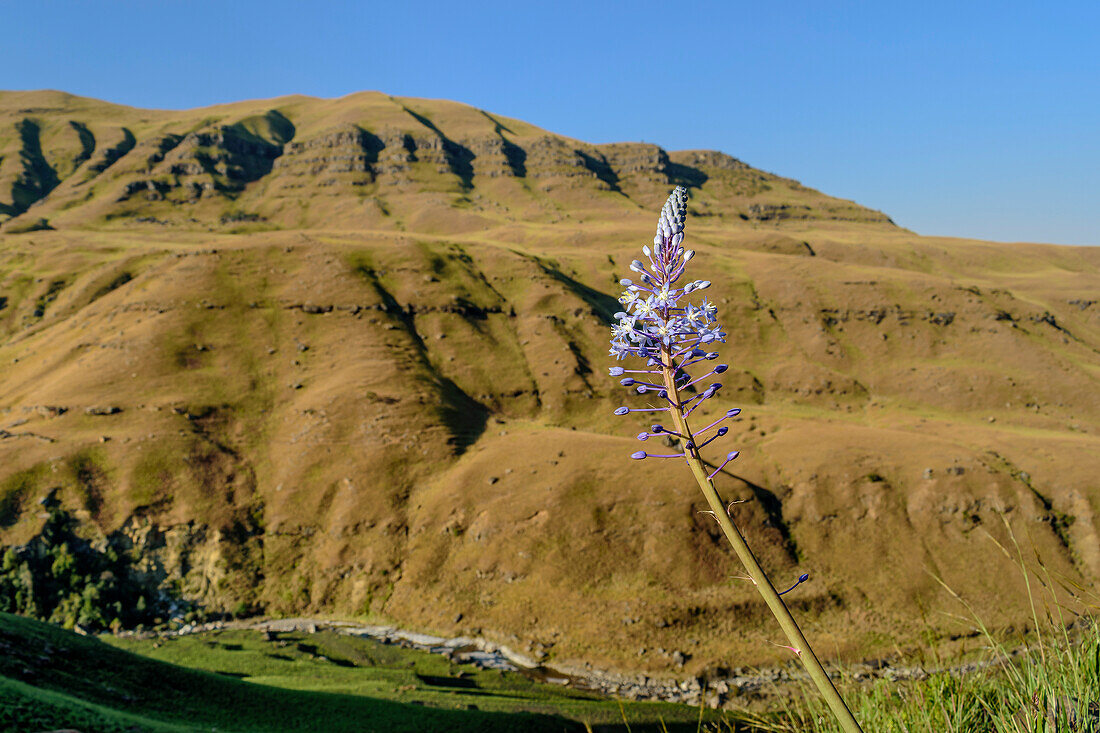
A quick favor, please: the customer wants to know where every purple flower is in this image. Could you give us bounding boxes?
[609,186,740,468]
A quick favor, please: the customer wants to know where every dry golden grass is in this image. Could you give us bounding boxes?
[0,90,1098,679]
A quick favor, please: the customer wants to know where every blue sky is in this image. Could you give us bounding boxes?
[4,1,1098,245]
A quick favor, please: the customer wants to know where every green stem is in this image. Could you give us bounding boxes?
[659,354,863,733]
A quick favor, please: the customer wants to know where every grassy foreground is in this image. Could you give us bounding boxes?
[0,612,715,733]
[739,623,1100,732]
[5,606,1100,732]
[736,547,1100,733]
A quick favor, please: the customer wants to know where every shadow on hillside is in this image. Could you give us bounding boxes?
[481,111,527,178]
[437,376,490,454]
[576,150,623,193]
[352,262,489,453]
[666,162,708,189]
[4,119,61,216]
[707,466,800,563]
[531,257,620,327]
[401,105,475,189]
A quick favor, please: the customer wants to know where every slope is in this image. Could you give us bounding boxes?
[0,91,1097,681]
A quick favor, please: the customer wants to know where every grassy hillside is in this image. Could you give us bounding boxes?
[0,91,1098,681]
[0,611,714,732]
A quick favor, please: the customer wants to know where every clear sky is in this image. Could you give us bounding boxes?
[4,1,1098,245]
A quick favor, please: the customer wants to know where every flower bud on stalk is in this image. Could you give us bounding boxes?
[606,187,863,733]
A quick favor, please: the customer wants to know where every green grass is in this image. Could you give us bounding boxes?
[0,463,50,528]
[733,623,1100,733]
[732,523,1100,733]
[0,612,715,732]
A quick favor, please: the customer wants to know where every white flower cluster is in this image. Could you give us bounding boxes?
[609,187,726,360]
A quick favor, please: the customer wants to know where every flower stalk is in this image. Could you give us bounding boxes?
[610,187,863,733]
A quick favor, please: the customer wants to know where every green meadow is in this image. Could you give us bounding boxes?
[0,612,716,732]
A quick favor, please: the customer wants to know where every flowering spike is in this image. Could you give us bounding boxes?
[604,186,863,732]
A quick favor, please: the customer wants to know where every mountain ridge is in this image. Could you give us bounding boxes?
[0,90,892,234]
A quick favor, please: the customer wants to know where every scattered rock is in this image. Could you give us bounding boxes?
[85,406,122,416]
